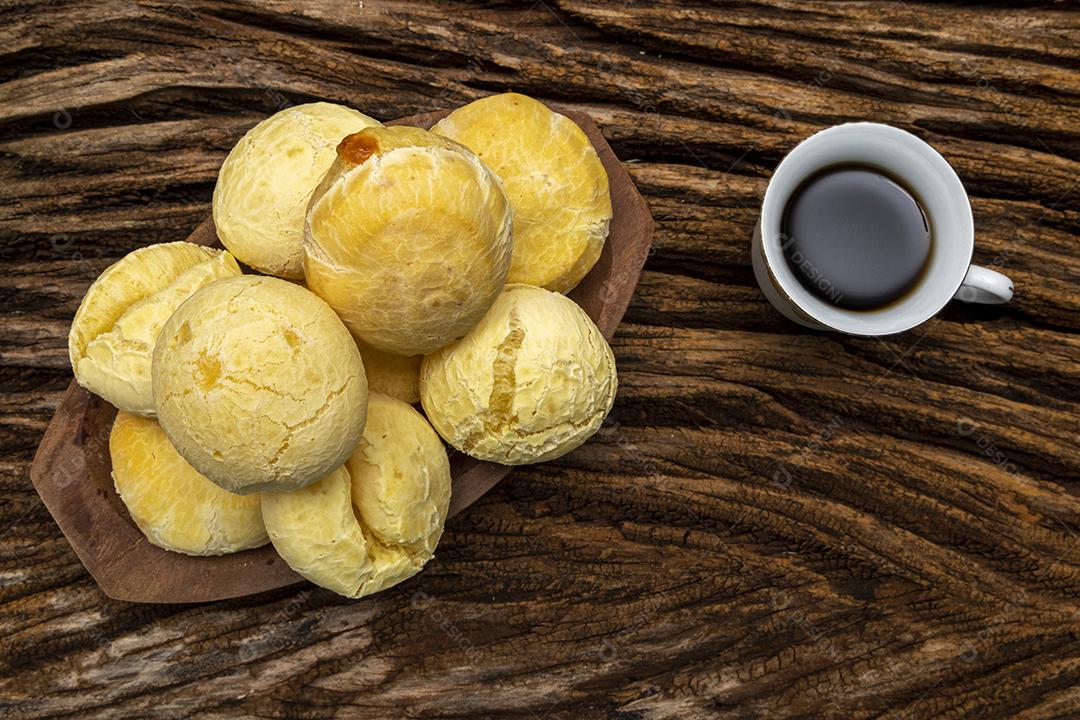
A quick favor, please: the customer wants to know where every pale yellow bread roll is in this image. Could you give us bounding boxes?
[432,93,611,293]
[213,102,381,279]
[355,339,421,404]
[303,125,513,355]
[261,392,451,598]
[110,411,268,556]
[421,284,617,465]
[69,242,242,416]
[152,275,367,494]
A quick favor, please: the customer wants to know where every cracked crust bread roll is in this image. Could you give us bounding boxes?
[261,392,451,598]
[420,284,617,465]
[110,411,268,555]
[152,275,367,495]
[431,93,612,293]
[355,340,422,405]
[303,125,513,355]
[69,242,242,416]
[213,102,381,279]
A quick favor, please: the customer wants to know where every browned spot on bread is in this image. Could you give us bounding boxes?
[337,131,379,167]
[195,352,221,391]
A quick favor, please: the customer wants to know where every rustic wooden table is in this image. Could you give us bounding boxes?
[2,2,1078,718]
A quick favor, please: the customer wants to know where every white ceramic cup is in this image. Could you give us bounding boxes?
[752,122,1013,334]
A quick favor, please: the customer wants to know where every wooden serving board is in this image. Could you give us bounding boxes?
[29,106,654,604]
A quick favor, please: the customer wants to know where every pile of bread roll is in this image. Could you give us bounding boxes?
[68,94,618,599]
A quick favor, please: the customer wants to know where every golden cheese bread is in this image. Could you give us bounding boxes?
[432,93,611,293]
[303,125,513,355]
[420,284,617,465]
[355,340,421,405]
[261,392,451,598]
[152,275,367,494]
[69,242,241,416]
[213,102,381,279]
[110,411,268,555]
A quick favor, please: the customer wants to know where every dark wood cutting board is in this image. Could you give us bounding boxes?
[29,105,654,604]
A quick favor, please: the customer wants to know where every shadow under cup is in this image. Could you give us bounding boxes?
[756,122,975,335]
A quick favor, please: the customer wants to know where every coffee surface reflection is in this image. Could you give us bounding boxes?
[781,164,932,311]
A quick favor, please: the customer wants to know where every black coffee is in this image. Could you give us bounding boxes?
[780,164,931,310]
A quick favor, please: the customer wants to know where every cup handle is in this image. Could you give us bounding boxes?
[953,264,1013,304]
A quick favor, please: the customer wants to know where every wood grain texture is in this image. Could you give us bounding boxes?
[1,1,1078,718]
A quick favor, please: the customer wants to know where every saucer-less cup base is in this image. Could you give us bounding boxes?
[753,123,1012,334]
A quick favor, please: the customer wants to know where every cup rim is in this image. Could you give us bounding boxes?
[760,122,974,335]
